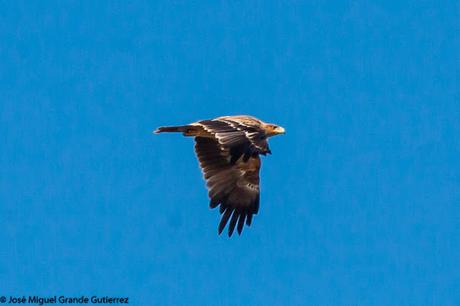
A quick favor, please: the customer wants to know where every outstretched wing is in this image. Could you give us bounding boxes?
[197,118,271,164]
[194,136,260,236]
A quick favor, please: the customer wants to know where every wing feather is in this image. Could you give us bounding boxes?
[218,208,233,235]
[195,136,261,236]
[228,210,239,237]
[237,213,246,235]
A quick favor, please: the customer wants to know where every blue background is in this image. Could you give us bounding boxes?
[1,1,459,305]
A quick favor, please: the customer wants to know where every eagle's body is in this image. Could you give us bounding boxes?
[155,115,285,236]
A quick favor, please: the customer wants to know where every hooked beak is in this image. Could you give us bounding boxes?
[275,126,286,135]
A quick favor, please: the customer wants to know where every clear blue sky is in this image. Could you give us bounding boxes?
[1,1,459,305]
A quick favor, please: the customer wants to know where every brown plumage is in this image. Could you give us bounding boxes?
[155,115,285,236]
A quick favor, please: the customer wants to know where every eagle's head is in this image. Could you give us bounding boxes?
[264,123,286,137]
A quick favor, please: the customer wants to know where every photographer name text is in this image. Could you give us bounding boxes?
[0,296,129,305]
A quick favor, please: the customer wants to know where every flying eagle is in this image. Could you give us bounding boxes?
[155,115,285,236]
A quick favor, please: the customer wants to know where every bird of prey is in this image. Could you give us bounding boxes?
[155,115,285,236]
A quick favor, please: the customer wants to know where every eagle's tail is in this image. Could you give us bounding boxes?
[154,125,190,134]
